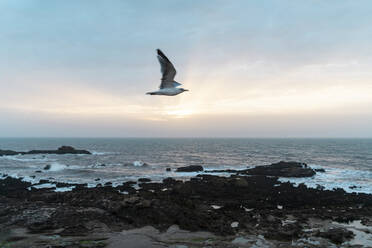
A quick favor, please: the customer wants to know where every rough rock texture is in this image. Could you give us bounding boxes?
[316,228,355,244]
[0,146,91,156]
[245,161,316,177]
[0,161,371,247]
[206,161,316,178]
[176,165,204,172]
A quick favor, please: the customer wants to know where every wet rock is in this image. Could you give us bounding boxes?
[0,177,31,197]
[38,179,51,184]
[35,170,42,173]
[0,149,20,156]
[138,178,151,183]
[245,161,316,177]
[265,224,301,241]
[0,146,91,156]
[315,168,326,172]
[55,182,73,188]
[206,161,316,178]
[166,168,171,172]
[176,165,204,172]
[233,178,249,187]
[317,228,354,244]
[43,164,51,170]
[60,224,90,236]
[349,185,361,189]
[28,146,91,155]
[0,173,371,242]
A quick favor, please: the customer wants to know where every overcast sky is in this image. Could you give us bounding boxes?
[1,0,372,137]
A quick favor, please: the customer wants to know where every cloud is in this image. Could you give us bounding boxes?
[0,0,372,137]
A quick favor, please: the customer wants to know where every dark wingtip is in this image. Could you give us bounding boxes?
[156,49,170,62]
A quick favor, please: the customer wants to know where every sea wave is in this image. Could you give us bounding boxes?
[279,165,372,194]
[47,162,69,171]
[0,155,52,162]
[91,151,117,155]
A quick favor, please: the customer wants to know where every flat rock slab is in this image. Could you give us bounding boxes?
[107,225,218,248]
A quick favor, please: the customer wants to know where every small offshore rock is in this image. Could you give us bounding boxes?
[349,185,361,189]
[246,161,316,177]
[166,167,171,172]
[43,164,51,170]
[176,165,204,172]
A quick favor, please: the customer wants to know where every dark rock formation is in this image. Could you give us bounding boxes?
[0,149,19,156]
[0,168,371,245]
[176,165,204,172]
[245,161,315,177]
[43,164,51,170]
[138,178,151,183]
[0,146,91,156]
[206,161,316,178]
[316,228,355,244]
[27,146,91,155]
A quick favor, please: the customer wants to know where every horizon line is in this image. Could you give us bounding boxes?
[0,137,372,139]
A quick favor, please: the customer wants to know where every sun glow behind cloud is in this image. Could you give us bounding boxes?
[1,0,372,137]
[3,63,371,121]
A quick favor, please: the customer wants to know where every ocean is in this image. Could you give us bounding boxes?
[0,138,371,193]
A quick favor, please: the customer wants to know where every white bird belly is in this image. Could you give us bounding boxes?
[149,88,182,96]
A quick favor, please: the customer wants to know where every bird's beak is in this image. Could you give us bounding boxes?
[184,89,189,92]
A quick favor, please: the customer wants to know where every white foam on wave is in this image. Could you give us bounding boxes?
[122,161,149,167]
[133,161,147,167]
[48,162,69,171]
[55,186,76,192]
[91,151,117,155]
[30,183,56,189]
[279,165,372,194]
[27,183,76,192]
[1,155,52,162]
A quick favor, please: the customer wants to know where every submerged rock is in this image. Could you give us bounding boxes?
[176,165,204,172]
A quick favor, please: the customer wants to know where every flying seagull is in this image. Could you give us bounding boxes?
[146,49,188,96]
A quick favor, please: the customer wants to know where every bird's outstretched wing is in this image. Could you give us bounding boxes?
[157,49,177,89]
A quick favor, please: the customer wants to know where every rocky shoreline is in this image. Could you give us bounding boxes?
[0,161,371,247]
